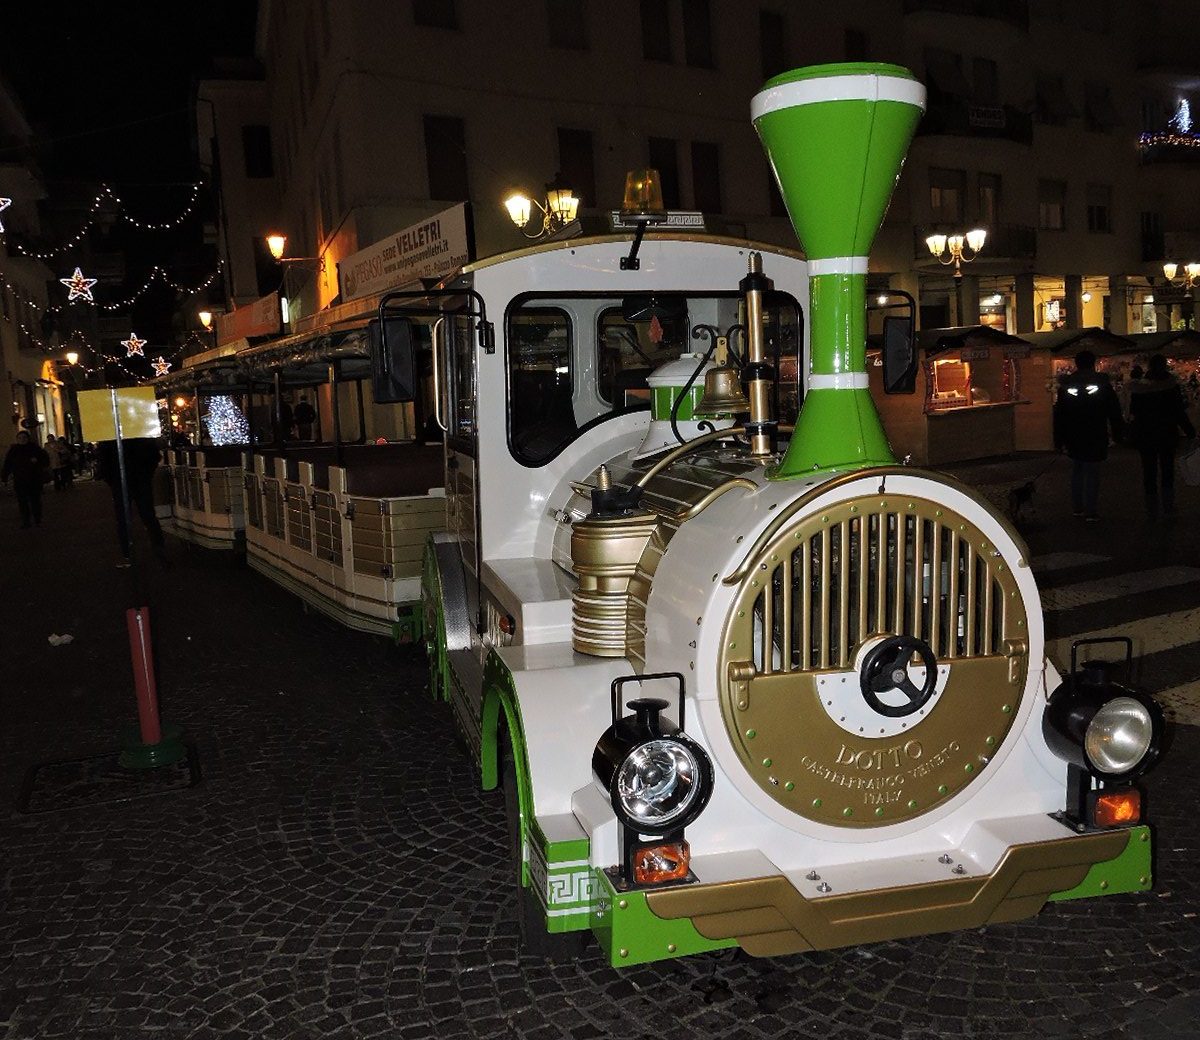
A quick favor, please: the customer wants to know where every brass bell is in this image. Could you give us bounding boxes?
[695,364,750,416]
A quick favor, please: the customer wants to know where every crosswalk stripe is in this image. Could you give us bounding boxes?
[1031,551,1111,573]
[1039,566,1200,611]
[1046,607,1200,671]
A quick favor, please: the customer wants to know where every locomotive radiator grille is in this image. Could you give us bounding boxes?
[719,491,1030,828]
[747,509,1008,675]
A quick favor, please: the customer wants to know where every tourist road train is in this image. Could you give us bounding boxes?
[160,63,1164,967]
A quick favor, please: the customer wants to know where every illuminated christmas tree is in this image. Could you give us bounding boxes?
[203,395,249,446]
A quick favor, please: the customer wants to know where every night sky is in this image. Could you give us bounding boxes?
[0,2,258,362]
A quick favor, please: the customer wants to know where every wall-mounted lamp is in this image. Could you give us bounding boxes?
[503,176,579,240]
[65,351,79,366]
[264,233,325,270]
[1162,261,1200,289]
[1082,291,1093,303]
[926,228,987,277]
[198,309,214,330]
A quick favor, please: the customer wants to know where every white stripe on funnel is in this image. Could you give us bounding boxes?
[751,74,927,122]
[807,373,870,390]
[807,256,869,276]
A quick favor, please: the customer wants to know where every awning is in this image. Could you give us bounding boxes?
[1022,327,1136,357]
[1125,330,1200,360]
[920,325,1031,359]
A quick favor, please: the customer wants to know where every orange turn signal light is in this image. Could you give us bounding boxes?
[633,841,690,884]
[1092,788,1141,827]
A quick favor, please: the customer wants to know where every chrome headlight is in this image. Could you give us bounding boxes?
[614,737,707,830]
[1084,697,1154,775]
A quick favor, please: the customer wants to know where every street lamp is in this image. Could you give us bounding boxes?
[926,228,987,277]
[1162,261,1200,289]
[65,351,79,366]
[264,233,325,269]
[503,176,579,240]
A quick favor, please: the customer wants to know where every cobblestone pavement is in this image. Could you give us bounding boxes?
[1,472,1199,1040]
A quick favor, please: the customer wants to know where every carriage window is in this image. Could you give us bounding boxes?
[509,308,574,464]
[597,306,689,405]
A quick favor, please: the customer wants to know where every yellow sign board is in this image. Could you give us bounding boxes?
[78,387,162,442]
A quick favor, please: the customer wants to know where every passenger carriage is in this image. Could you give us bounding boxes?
[403,63,1165,967]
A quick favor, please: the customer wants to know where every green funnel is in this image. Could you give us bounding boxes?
[753,63,925,477]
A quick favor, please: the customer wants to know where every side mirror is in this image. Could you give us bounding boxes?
[369,316,417,403]
[881,314,918,394]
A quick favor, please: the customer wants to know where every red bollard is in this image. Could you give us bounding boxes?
[125,607,163,746]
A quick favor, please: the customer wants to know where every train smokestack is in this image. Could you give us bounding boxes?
[752,63,926,477]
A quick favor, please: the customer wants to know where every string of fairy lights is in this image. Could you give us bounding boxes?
[0,180,218,385]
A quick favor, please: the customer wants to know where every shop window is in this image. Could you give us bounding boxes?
[1039,179,1067,231]
[929,167,966,224]
[547,0,588,49]
[1087,183,1112,233]
[844,28,868,61]
[242,125,274,179]
[640,0,673,62]
[760,10,787,80]
[509,307,574,465]
[683,0,714,68]
[927,353,1018,411]
[413,0,457,29]
[423,114,469,202]
[978,172,1001,227]
[648,137,681,208]
[691,141,722,214]
[557,127,596,209]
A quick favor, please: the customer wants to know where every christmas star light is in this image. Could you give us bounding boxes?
[122,332,147,357]
[60,266,98,303]
[151,355,172,377]
[0,198,10,232]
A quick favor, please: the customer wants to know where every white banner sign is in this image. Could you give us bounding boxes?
[339,203,471,301]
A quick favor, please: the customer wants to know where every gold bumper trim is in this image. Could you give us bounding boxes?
[645,830,1130,958]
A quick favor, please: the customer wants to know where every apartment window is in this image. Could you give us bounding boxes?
[413,0,457,28]
[844,28,868,62]
[557,127,596,208]
[924,48,970,99]
[1141,98,1162,133]
[978,173,1000,227]
[1039,179,1067,231]
[691,141,722,214]
[929,167,966,223]
[252,236,278,298]
[1141,211,1164,261]
[547,0,587,49]
[1087,183,1112,233]
[973,58,998,106]
[1036,74,1077,125]
[641,0,672,62]
[683,0,714,67]
[648,137,680,208]
[242,125,274,179]
[424,115,470,201]
[1085,82,1118,132]
[760,10,788,80]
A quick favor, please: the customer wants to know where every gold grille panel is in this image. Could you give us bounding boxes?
[720,492,1030,828]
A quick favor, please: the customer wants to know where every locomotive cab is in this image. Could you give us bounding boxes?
[419,62,1164,968]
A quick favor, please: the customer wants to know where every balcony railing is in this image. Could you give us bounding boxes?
[916,96,1033,145]
[903,0,1029,31]
[1139,132,1200,165]
[913,224,1037,263]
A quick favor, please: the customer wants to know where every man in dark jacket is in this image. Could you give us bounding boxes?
[1053,350,1123,522]
[1,430,50,528]
[97,437,166,558]
[1129,353,1196,517]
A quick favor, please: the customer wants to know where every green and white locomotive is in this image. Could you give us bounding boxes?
[394,63,1164,967]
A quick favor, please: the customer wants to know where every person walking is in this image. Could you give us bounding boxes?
[293,394,316,440]
[1053,350,1123,522]
[1129,353,1196,518]
[1,430,50,527]
[46,436,71,491]
[97,436,167,560]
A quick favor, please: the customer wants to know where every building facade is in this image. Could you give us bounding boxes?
[197,0,1200,363]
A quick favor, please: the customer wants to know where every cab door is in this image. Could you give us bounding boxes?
[438,312,480,611]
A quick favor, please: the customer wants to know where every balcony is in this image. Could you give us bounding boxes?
[915,96,1033,146]
[913,224,1037,264]
[903,0,1029,32]
[1138,131,1200,165]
